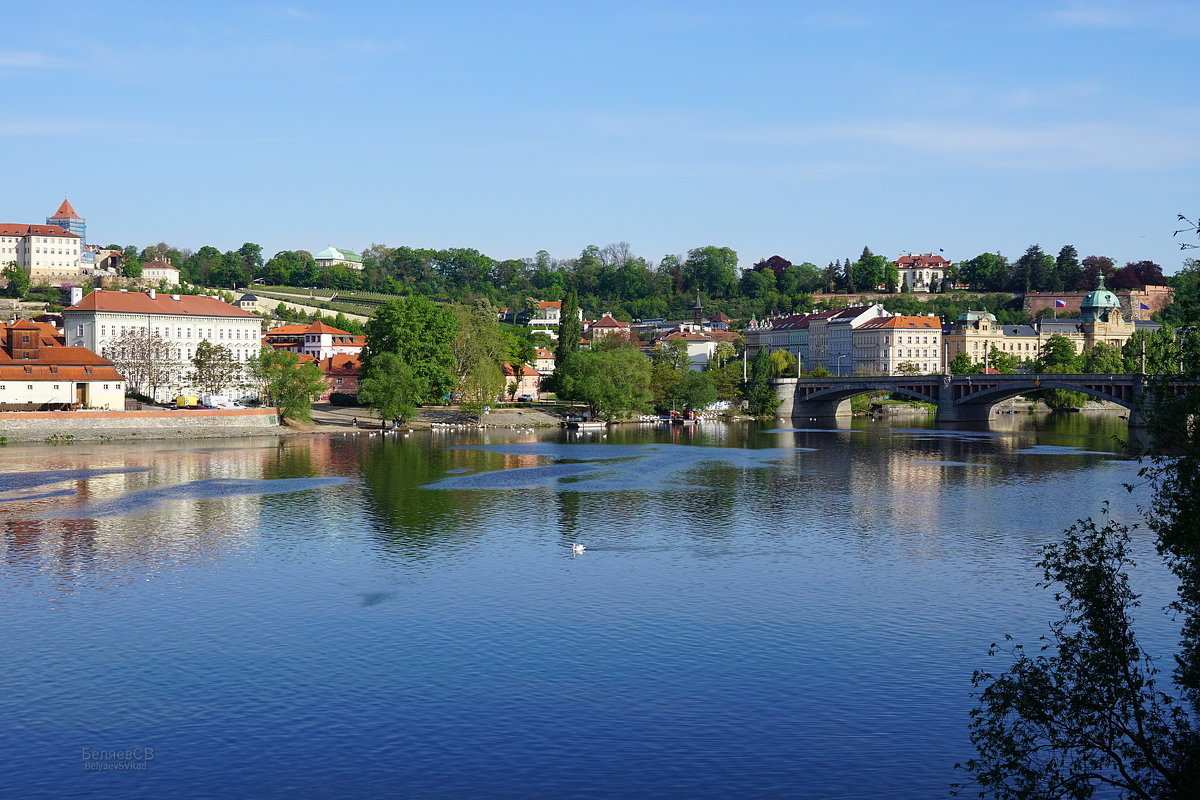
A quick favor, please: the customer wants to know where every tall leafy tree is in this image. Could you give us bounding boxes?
[246,348,327,421]
[188,341,241,395]
[744,347,778,416]
[556,347,652,419]
[553,291,583,385]
[1055,245,1083,291]
[364,295,458,402]
[358,351,424,425]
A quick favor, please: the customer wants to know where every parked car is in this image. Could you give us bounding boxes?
[518,394,534,403]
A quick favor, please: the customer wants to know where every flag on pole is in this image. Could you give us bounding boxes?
[1054,299,1067,308]
[1139,302,1151,310]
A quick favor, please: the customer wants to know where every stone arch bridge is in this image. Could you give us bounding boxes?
[772,374,1165,426]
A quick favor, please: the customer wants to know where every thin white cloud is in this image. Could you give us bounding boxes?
[0,51,64,68]
[584,113,1196,171]
[1041,1,1200,31]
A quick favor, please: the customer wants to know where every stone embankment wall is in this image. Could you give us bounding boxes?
[0,408,280,442]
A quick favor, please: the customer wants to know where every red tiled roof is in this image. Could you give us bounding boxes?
[0,223,77,238]
[265,325,309,336]
[321,355,361,376]
[535,348,553,359]
[856,315,942,330]
[143,259,178,271]
[590,314,628,329]
[66,291,258,319]
[502,362,539,377]
[896,254,950,268]
[538,301,561,310]
[51,199,79,219]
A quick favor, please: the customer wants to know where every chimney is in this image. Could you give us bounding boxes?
[69,286,83,306]
[171,294,181,301]
[148,288,156,300]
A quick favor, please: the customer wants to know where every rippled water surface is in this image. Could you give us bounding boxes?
[0,415,1176,799]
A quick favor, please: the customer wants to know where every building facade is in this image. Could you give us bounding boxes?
[0,319,125,410]
[895,253,950,293]
[62,289,263,401]
[313,247,364,270]
[853,316,943,376]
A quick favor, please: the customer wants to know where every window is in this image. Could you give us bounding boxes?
[54,385,59,389]
[26,385,31,390]
[104,384,109,389]
[76,325,83,336]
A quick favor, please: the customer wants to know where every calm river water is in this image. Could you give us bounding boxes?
[0,414,1179,799]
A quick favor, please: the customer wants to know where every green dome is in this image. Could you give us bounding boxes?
[956,310,996,323]
[1081,275,1121,323]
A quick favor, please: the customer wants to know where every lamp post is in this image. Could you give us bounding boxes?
[837,353,848,377]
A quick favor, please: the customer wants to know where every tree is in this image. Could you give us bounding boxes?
[452,300,507,416]
[358,351,425,425]
[246,347,327,422]
[895,361,923,376]
[1081,341,1123,374]
[649,339,689,409]
[188,340,241,395]
[552,291,583,389]
[744,348,779,416]
[2,263,29,299]
[1055,245,1082,291]
[956,509,1197,799]
[949,352,978,375]
[958,253,1011,293]
[556,347,652,419]
[1123,329,1180,375]
[673,371,717,411]
[957,347,1200,797]
[102,328,179,400]
[766,349,798,378]
[682,246,739,298]
[363,295,458,403]
[987,346,1020,374]
[1036,334,1087,410]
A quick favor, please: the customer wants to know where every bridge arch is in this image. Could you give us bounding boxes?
[798,384,936,407]
[955,380,1135,413]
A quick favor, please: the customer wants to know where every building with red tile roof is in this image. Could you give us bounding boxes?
[62,289,264,402]
[501,362,541,401]
[0,319,125,409]
[894,253,951,293]
[853,314,943,375]
[264,321,364,360]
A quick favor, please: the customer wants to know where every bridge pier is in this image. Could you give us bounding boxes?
[933,380,993,424]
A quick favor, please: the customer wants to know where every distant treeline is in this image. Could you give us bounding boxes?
[112,240,1179,324]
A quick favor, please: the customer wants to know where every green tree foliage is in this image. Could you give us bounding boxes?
[1036,334,1087,410]
[987,346,1021,374]
[949,352,978,375]
[551,291,583,390]
[649,339,689,409]
[851,246,889,292]
[2,263,29,299]
[766,349,798,378]
[188,340,241,395]
[451,301,506,418]
[364,295,458,403]
[1163,258,1200,327]
[1081,341,1124,374]
[1056,245,1084,291]
[683,246,739,299]
[1123,329,1182,375]
[959,355,1200,798]
[744,348,779,416]
[958,253,1011,293]
[673,371,717,411]
[358,352,423,425]
[556,347,652,419]
[246,348,327,421]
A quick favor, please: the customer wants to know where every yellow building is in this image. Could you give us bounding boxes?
[943,278,1159,370]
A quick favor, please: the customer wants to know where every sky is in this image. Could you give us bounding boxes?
[3,0,1198,273]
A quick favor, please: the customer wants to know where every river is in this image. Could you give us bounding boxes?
[0,414,1178,798]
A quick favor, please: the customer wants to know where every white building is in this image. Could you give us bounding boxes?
[528,300,582,340]
[263,321,364,361]
[808,305,888,374]
[853,315,943,376]
[0,319,126,410]
[142,259,181,287]
[313,246,364,271]
[0,223,82,283]
[895,253,950,293]
[62,289,263,401]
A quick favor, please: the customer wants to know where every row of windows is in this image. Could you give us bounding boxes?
[0,384,121,390]
[82,324,259,341]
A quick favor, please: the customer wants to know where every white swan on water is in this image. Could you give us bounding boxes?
[571,542,586,555]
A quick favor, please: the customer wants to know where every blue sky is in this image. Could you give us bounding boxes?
[3,1,1198,273]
